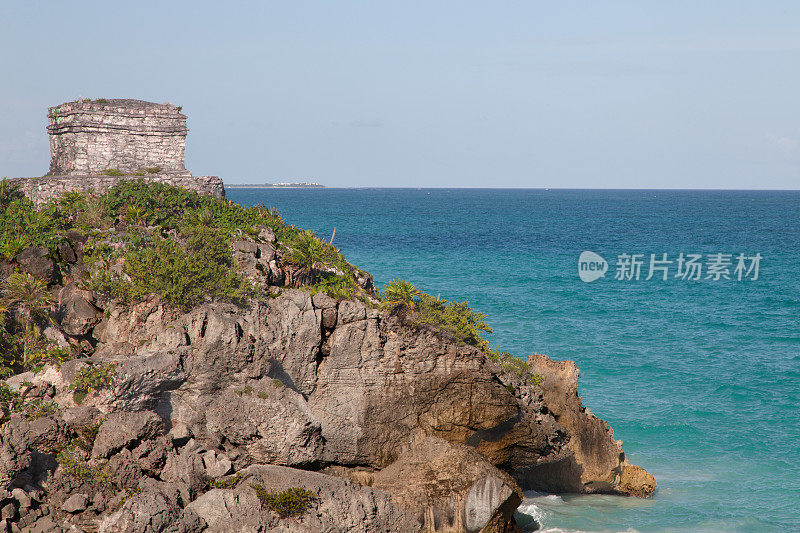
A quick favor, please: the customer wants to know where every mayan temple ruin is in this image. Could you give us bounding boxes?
[12,98,224,204]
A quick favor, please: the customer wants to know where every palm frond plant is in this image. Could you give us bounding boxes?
[59,191,87,222]
[3,272,53,365]
[289,230,325,283]
[123,205,147,226]
[186,207,213,227]
[0,299,20,378]
[1,235,31,261]
[383,279,419,309]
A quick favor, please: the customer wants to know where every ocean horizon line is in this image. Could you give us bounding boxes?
[224,185,800,192]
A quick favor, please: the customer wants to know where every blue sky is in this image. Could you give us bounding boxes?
[1,1,798,188]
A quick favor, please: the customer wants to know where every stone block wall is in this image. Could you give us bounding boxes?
[48,99,188,176]
[9,175,225,206]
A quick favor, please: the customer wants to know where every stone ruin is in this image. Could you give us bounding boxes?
[48,99,190,176]
[11,98,224,204]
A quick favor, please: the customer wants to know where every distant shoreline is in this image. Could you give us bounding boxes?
[223,186,800,192]
[225,183,324,189]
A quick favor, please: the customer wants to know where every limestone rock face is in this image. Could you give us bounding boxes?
[371,436,523,533]
[58,283,101,336]
[92,411,165,459]
[79,288,649,496]
[99,479,203,533]
[204,386,324,467]
[238,464,419,532]
[308,305,566,470]
[186,488,262,533]
[15,246,55,282]
[62,493,89,513]
[0,251,655,531]
[521,353,656,497]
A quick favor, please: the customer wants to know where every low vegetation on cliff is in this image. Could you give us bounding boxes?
[0,178,545,384]
[382,278,542,384]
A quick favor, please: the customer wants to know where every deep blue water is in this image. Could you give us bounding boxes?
[228,188,800,533]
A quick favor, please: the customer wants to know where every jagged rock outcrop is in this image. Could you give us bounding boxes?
[519,353,657,496]
[371,436,523,533]
[15,246,56,284]
[190,464,419,533]
[0,229,655,533]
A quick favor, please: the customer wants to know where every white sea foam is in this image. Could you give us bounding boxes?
[517,491,647,533]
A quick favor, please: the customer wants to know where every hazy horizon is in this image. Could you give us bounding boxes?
[224,183,800,191]
[2,2,798,189]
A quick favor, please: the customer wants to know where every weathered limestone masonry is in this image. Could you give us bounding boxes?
[11,98,225,205]
[48,99,188,176]
[10,174,224,206]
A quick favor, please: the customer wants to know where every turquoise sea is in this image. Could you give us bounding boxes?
[228,188,800,533]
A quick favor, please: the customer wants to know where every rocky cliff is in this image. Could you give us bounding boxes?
[0,181,654,532]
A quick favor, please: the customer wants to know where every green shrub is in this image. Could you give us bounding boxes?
[0,235,31,261]
[25,344,73,372]
[73,420,103,453]
[123,204,147,225]
[23,399,56,420]
[71,363,116,394]
[486,350,543,386]
[0,332,21,379]
[250,484,315,518]
[211,473,242,489]
[59,191,87,222]
[0,178,24,205]
[0,189,65,252]
[289,230,324,274]
[100,168,125,177]
[100,180,291,237]
[4,272,55,367]
[93,226,254,310]
[306,273,358,300]
[251,205,298,243]
[0,381,23,424]
[144,167,161,174]
[286,228,362,296]
[415,294,492,350]
[56,447,114,486]
[186,207,213,226]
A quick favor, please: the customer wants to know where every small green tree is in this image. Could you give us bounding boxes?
[3,272,53,365]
